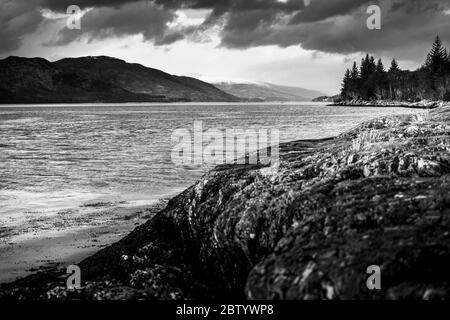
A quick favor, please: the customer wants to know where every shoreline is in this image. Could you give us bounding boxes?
[0,199,169,284]
[1,105,449,300]
[328,100,449,109]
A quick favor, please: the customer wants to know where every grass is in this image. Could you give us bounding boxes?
[411,111,431,123]
[351,130,388,152]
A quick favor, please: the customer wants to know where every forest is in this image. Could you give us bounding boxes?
[340,36,450,102]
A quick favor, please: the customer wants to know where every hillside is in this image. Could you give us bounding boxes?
[0,56,240,104]
[214,82,326,102]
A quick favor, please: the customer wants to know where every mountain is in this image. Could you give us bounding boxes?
[0,56,240,104]
[214,82,327,102]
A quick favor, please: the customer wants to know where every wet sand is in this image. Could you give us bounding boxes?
[0,199,168,284]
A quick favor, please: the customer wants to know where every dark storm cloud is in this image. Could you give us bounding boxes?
[391,0,443,14]
[200,0,450,55]
[48,1,184,46]
[294,0,450,60]
[2,0,450,60]
[288,0,374,23]
[0,0,45,53]
[46,0,307,48]
[207,0,450,62]
[42,0,140,11]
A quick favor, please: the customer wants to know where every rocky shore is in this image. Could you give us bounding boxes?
[1,106,449,300]
[331,99,449,109]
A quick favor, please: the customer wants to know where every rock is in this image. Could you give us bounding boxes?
[416,159,443,176]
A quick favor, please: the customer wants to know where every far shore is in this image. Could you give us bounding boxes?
[329,99,449,109]
[0,101,325,107]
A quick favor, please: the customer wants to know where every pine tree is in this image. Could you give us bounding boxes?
[369,56,376,74]
[341,69,351,99]
[387,59,401,100]
[445,48,450,73]
[425,35,446,75]
[389,59,400,73]
[351,62,359,80]
[360,54,370,82]
[376,58,385,73]
[340,36,450,102]
[358,54,377,100]
[349,62,360,99]
[373,58,388,99]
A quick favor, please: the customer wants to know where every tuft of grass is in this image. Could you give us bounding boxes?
[411,111,431,123]
[351,130,386,152]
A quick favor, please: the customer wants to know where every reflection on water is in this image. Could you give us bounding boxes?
[0,102,417,239]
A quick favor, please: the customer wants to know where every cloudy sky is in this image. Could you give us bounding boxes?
[1,0,450,94]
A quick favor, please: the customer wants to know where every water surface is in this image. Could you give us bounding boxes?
[0,102,418,241]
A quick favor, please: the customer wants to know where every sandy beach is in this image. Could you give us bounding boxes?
[0,199,168,283]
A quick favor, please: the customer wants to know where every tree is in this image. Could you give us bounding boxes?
[369,56,376,74]
[446,49,450,73]
[341,69,351,99]
[376,58,385,74]
[339,36,450,102]
[349,62,360,99]
[423,35,449,99]
[360,55,376,83]
[386,59,402,100]
[373,59,388,99]
[448,50,450,71]
[389,59,400,73]
[351,62,359,80]
[358,54,377,100]
[425,35,447,75]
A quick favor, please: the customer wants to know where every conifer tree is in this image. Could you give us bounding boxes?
[376,58,385,73]
[425,36,446,74]
[341,69,351,99]
[351,62,359,81]
[389,59,400,73]
[448,50,450,67]
[349,62,360,98]
[369,56,376,74]
[360,55,371,83]
[339,36,450,101]
[373,58,387,99]
[444,48,450,73]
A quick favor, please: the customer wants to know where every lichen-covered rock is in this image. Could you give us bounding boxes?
[1,106,449,300]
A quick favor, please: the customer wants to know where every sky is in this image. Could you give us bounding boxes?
[1,0,450,94]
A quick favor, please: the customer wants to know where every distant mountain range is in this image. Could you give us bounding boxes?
[0,56,240,103]
[214,82,327,102]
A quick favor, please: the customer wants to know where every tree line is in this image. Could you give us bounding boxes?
[340,36,450,101]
